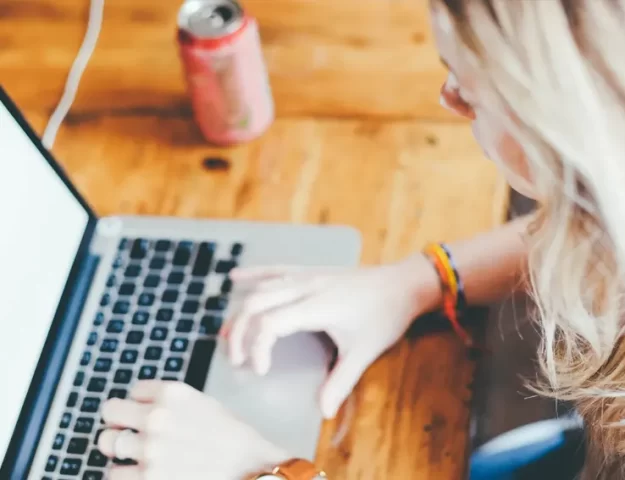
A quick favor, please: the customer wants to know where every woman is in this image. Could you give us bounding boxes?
[96,0,625,478]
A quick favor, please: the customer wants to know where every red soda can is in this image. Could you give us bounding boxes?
[177,0,275,145]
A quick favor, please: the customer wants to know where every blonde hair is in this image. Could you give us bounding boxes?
[436,0,625,473]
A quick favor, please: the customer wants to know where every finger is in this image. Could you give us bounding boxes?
[98,429,145,462]
[227,286,312,366]
[229,265,301,282]
[320,350,375,419]
[101,398,152,430]
[129,380,167,403]
[108,466,143,480]
[248,299,320,376]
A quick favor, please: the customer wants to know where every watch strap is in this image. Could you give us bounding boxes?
[273,458,326,480]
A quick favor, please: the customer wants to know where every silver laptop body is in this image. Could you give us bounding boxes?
[0,87,361,480]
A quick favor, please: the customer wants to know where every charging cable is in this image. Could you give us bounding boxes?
[42,0,105,150]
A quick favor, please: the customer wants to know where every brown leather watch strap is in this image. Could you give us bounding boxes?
[274,458,326,480]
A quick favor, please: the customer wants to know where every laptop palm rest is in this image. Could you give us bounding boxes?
[202,333,331,460]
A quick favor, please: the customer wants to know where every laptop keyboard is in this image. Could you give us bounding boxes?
[40,237,243,480]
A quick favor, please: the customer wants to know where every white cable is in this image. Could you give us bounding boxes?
[42,0,104,150]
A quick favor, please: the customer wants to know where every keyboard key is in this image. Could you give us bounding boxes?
[221,278,233,294]
[215,259,237,274]
[113,301,131,315]
[73,371,85,387]
[170,338,189,353]
[162,376,179,381]
[59,412,72,429]
[108,389,127,399]
[87,449,108,467]
[113,458,138,466]
[132,310,150,325]
[167,272,184,285]
[44,455,58,472]
[60,457,82,475]
[83,471,104,480]
[120,349,138,364]
[144,274,161,288]
[106,319,124,334]
[184,339,216,391]
[94,428,104,446]
[200,315,222,335]
[67,437,89,454]
[155,240,171,252]
[126,331,144,344]
[149,256,166,270]
[156,308,174,322]
[187,281,204,295]
[138,293,155,306]
[144,346,163,361]
[165,357,184,372]
[150,327,168,341]
[87,332,98,346]
[52,433,65,450]
[99,294,110,307]
[112,254,124,269]
[74,417,95,434]
[138,366,157,380]
[118,238,129,250]
[124,265,142,278]
[205,296,228,311]
[100,338,118,353]
[191,242,214,276]
[130,239,150,260]
[181,300,199,314]
[162,289,179,303]
[80,351,91,366]
[176,319,194,333]
[114,369,132,384]
[93,312,105,326]
[173,244,192,266]
[80,397,100,413]
[87,377,107,393]
[118,283,136,296]
[106,275,117,288]
[66,392,78,408]
[94,358,112,372]
[231,242,243,256]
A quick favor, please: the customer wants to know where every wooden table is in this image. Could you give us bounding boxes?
[1,0,508,477]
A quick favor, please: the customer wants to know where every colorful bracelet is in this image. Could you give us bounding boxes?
[423,242,472,346]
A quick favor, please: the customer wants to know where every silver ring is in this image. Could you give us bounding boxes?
[113,429,134,460]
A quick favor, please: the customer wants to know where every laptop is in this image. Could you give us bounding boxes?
[0,87,361,480]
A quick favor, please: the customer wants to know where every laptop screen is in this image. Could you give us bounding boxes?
[0,102,90,462]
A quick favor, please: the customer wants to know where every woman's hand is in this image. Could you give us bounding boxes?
[98,380,288,480]
[224,254,441,419]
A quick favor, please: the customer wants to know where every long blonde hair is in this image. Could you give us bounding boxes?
[436,0,625,472]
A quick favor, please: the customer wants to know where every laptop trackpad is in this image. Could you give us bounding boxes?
[203,333,331,460]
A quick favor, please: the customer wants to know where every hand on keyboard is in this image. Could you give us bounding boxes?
[223,256,440,419]
[99,381,288,480]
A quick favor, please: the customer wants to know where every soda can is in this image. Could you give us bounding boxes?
[177,0,275,145]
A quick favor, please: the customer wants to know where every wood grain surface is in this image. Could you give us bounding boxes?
[0,0,509,478]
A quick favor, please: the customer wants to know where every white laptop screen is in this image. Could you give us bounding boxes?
[0,102,89,463]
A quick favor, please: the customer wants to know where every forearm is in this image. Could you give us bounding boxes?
[405,215,532,313]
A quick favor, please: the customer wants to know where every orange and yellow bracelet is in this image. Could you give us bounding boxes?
[423,243,472,346]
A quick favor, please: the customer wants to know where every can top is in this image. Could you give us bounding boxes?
[178,0,244,39]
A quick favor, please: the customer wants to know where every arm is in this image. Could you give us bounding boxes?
[403,215,531,313]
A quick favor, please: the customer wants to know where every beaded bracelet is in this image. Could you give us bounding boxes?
[423,242,472,346]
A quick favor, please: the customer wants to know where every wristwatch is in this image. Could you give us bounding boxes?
[252,458,327,480]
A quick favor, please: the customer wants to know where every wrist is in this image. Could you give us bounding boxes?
[245,442,291,479]
[397,252,444,316]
